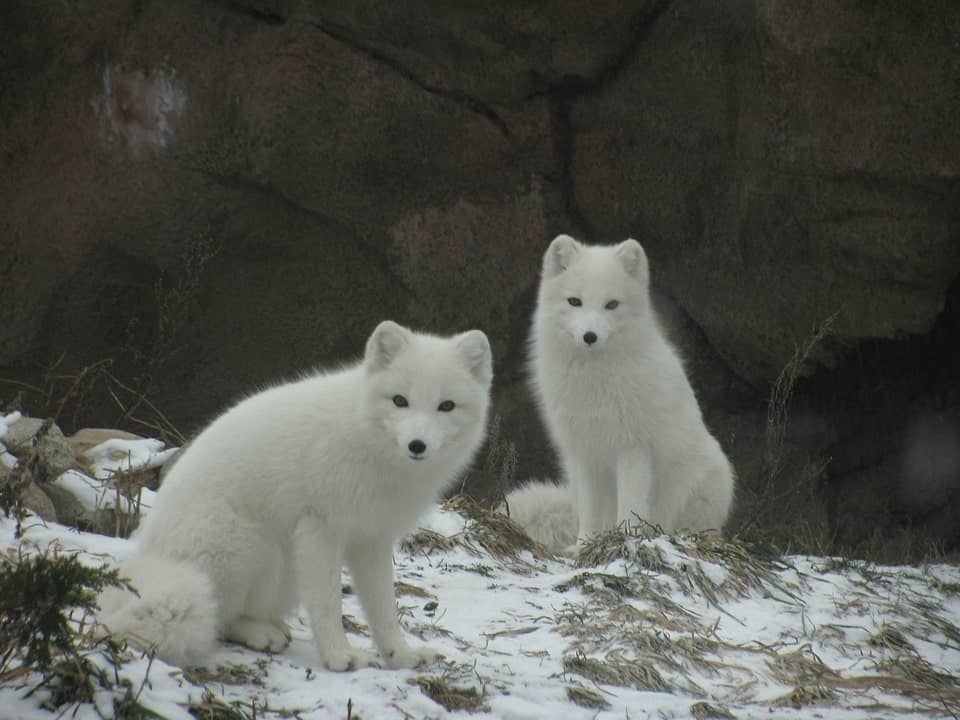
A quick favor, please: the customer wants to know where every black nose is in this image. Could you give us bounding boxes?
[583,331,598,345]
[408,439,427,455]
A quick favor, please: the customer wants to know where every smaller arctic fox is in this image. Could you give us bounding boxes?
[509,235,734,551]
[99,321,492,670]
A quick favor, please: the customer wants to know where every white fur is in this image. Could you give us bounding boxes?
[98,321,492,670]
[503,482,579,552]
[511,235,734,552]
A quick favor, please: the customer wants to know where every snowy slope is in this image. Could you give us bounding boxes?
[2,495,959,720]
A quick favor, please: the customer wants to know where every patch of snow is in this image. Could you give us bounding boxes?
[53,469,157,515]
[2,497,959,720]
[85,438,176,479]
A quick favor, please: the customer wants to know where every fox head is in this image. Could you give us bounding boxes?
[537,234,653,353]
[363,321,492,468]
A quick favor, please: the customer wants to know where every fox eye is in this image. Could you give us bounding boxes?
[392,395,408,408]
[605,300,620,310]
[567,297,582,307]
[437,400,456,412]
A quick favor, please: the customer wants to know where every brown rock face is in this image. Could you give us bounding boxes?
[570,0,960,383]
[2,0,958,557]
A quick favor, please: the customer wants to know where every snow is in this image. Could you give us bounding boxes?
[46,437,166,515]
[51,469,157,515]
[0,411,21,468]
[1,436,959,719]
[83,438,178,479]
[0,343,954,719]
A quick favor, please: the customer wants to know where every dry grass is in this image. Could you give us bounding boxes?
[562,653,672,692]
[413,675,487,713]
[574,520,798,607]
[183,662,266,687]
[566,684,610,710]
[547,515,960,716]
[444,494,546,559]
[394,580,433,599]
[187,689,254,720]
[732,312,839,551]
[435,494,550,568]
[481,414,519,505]
[771,684,836,708]
[690,701,736,719]
[341,614,368,636]
[400,528,458,556]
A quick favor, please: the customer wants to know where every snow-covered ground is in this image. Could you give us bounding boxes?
[1,433,959,719]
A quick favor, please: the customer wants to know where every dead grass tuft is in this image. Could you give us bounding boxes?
[563,653,672,692]
[187,689,254,720]
[690,701,736,719]
[443,493,550,563]
[573,520,797,608]
[771,684,836,708]
[566,684,610,710]
[414,675,487,713]
[394,581,434,599]
[183,662,266,687]
[400,529,458,556]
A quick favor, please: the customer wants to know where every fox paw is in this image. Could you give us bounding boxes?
[225,620,290,654]
[383,644,441,670]
[323,648,371,672]
[272,620,292,642]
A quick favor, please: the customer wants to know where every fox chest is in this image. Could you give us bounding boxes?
[539,371,652,451]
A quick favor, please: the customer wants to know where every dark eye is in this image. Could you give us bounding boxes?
[437,400,456,412]
[392,395,408,408]
[567,297,582,307]
[605,300,620,310]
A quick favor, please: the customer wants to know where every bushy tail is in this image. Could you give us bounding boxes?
[97,553,218,666]
[503,481,579,553]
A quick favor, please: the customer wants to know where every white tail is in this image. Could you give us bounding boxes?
[97,553,219,666]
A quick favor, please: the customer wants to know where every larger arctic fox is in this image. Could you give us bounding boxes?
[511,235,734,551]
[99,321,492,671]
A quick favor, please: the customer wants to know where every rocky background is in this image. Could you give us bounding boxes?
[2,0,959,559]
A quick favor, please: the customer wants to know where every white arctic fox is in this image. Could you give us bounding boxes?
[99,321,492,670]
[509,235,734,552]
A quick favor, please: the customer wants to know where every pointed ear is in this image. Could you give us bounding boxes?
[365,321,409,371]
[456,330,493,385]
[542,234,580,278]
[616,238,648,281]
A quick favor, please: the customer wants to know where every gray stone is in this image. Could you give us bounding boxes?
[3,417,45,457]
[43,482,88,528]
[43,481,140,537]
[4,418,79,481]
[22,481,57,522]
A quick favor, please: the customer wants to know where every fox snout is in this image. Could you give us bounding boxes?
[407,438,427,460]
[393,414,443,461]
[568,314,608,348]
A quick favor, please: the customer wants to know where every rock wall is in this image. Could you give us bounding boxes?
[2,0,959,557]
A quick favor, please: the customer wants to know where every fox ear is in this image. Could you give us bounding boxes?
[616,238,648,281]
[543,234,580,278]
[365,321,409,371]
[456,330,493,385]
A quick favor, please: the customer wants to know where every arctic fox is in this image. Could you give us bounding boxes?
[99,321,492,670]
[509,235,734,551]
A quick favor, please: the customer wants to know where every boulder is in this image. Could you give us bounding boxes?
[22,481,57,523]
[2,417,45,457]
[1,0,959,558]
[3,418,79,481]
